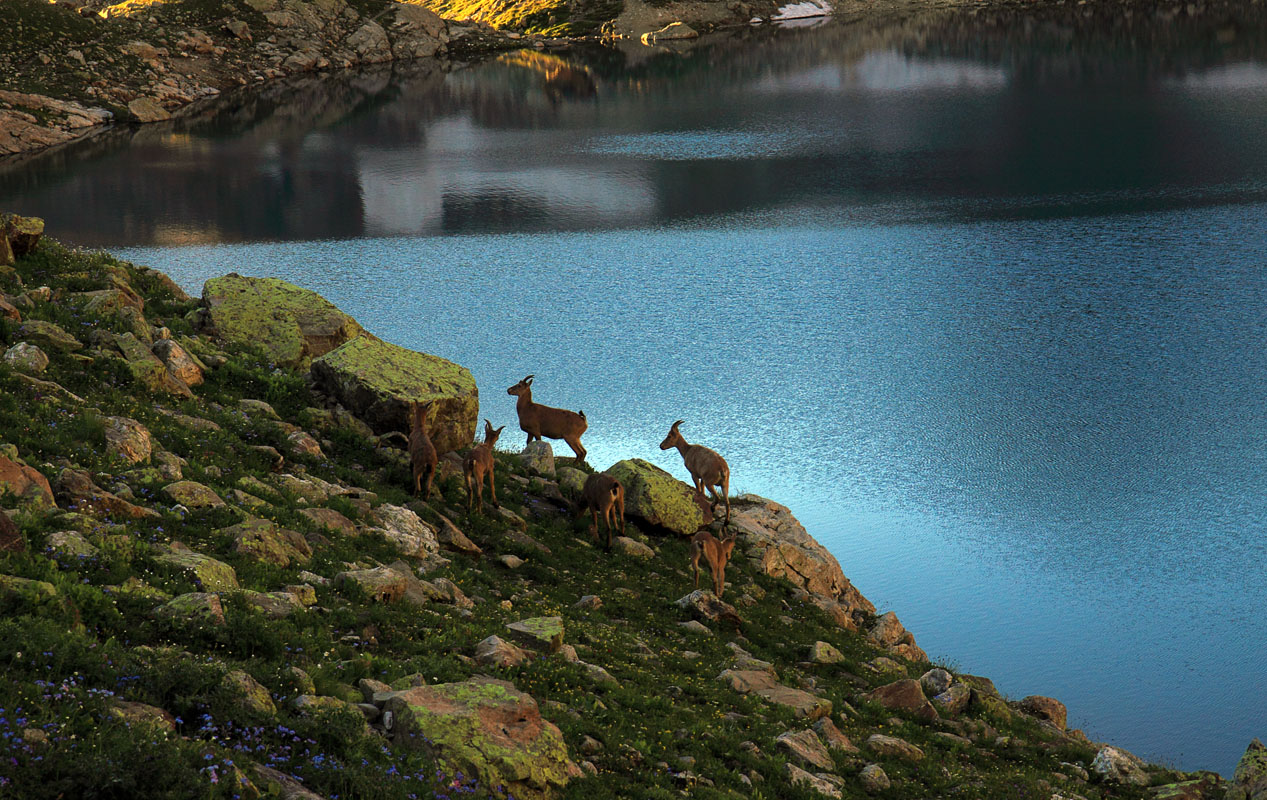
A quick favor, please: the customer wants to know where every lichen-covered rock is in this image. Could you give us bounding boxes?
[858,763,890,793]
[676,590,741,625]
[381,677,581,800]
[299,507,357,537]
[156,592,226,625]
[252,765,322,800]
[151,338,204,387]
[225,519,312,566]
[433,513,481,555]
[200,274,363,369]
[103,416,152,465]
[786,763,842,798]
[719,668,831,720]
[46,530,98,559]
[156,549,239,592]
[16,320,80,352]
[813,717,858,753]
[729,495,875,628]
[336,565,410,603]
[809,641,844,664]
[0,453,54,508]
[4,342,48,374]
[310,333,477,453]
[162,481,225,509]
[614,536,654,558]
[108,700,176,733]
[641,21,698,43]
[604,459,704,536]
[1230,739,1267,800]
[241,590,304,619]
[919,668,953,697]
[506,616,564,654]
[1,214,43,261]
[933,683,971,715]
[0,296,20,322]
[519,442,555,476]
[112,333,192,397]
[223,669,277,716]
[0,574,57,604]
[555,466,587,496]
[285,430,323,459]
[1092,744,1149,785]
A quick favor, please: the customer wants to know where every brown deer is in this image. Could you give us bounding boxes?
[463,419,504,513]
[690,530,737,598]
[507,375,588,463]
[660,420,730,524]
[578,472,625,550]
[409,400,438,499]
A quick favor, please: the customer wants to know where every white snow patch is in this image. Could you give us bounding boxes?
[772,0,831,20]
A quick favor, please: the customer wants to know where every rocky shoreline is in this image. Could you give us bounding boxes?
[1,212,1264,798]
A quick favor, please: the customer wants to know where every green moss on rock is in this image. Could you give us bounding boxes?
[604,458,704,536]
[156,549,239,592]
[201,274,363,369]
[311,333,477,452]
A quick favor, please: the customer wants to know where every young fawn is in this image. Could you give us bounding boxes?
[463,419,504,513]
[408,400,438,499]
[578,472,625,550]
[690,529,737,598]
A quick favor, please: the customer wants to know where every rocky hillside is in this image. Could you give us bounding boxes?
[0,212,1259,799]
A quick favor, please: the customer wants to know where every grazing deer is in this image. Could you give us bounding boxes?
[660,420,730,524]
[507,375,588,463]
[409,400,438,499]
[463,419,504,513]
[690,530,737,598]
[578,472,625,550]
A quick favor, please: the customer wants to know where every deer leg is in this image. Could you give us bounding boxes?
[489,468,499,509]
[716,562,726,597]
[423,465,435,500]
[565,436,586,463]
[691,546,701,589]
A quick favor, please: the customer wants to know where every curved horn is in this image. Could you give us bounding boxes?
[672,419,685,429]
[524,374,535,384]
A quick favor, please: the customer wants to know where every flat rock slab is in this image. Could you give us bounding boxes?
[507,616,564,654]
[863,679,938,722]
[155,592,226,625]
[156,550,239,592]
[163,481,226,509]
[380,677,581,800]
[865,734,924,763]
[777,729,834,771]
[225,519,312,566]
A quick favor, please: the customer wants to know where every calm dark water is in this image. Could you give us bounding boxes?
[4,3,1267,774]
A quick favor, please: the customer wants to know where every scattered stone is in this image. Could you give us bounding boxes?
[1091,745,1149,785]
[920,668,953,697]
[367,504,439,558]
[162,480,225,509]
[433,512,481,555]
[285,430,324,459]
[108,700,176,733]
[555,466,586,495]
[809,641,845,664]
[679,620,712,635]
[604,458,704,535]
[156,548,239,592]
[499,554,525,569]
[16,320,80,352]
[103,416,152,465]
[520,441,555,476]
[675,589,741,625]
[858,763,890,792]
[222,669,277,716]
[573,595,602,611]
[299,507,357,537]
[156,592,226,625]
[150,338,205,387]
[863,679,938,721]
[475,635,530,668]
[641,21,699,43]
[813,717,859,753]
[865,734,924,763]
[252,765,323,800]
[380,677,582,799]
[506,616,564,654]
[0,453,54,508]
[777,729,834,770]
[46,530,97,559]
[336,565,410,603]
[614,536,655,558]
[785,763,842,798]
[3,342,48,374]
[112,333,193,397]
[1018,695,1067,730]
[933,683,971,715]
[127,97,170,122]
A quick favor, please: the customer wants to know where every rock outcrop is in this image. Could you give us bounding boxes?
[311,333,478,453]
[1230,739,1267,800]
[603,458,705,535]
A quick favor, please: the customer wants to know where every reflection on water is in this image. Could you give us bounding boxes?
[6,1,1267,776]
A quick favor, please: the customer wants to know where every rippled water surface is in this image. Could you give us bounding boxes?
[5,3,1267,774]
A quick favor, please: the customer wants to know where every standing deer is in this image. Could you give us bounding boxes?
[690,530,737,598]
[463,419,504,513]
[507,375,588,463]
[409,400,438,499]
[578,472,625,550]
[660,420,730,524]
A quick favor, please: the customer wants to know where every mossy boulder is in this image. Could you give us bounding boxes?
[156,592,226,625]
[310,333,477,453]
[1231,739,1267,800]
[506,616,564,654]
[382,677,581,800]
[222,669,277,717]
[162,481,226,509]
[0,574,58,603]
[103,416,153,465]
[201,274,363,369]
[112,333,193,397]
[4,342,49,374]
[156,548,239,592]
[0,453,55,508]
[224,519,312,567]
[1,214,44,264]
[603,459,704,536]
[16,320,81,353]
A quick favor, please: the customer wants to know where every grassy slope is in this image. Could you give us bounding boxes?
[0,238,1207,799]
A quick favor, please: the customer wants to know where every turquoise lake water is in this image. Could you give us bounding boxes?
[4,3,1267,774]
